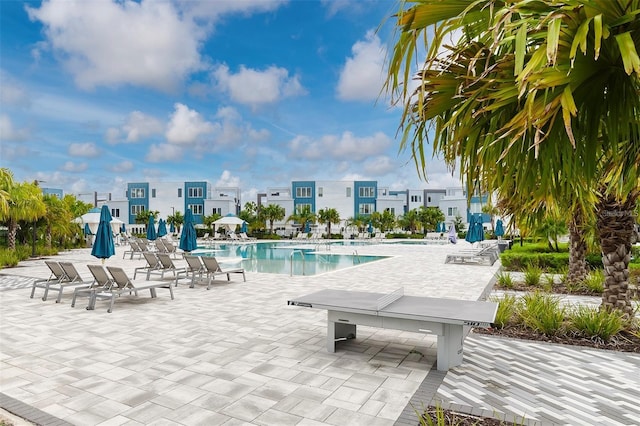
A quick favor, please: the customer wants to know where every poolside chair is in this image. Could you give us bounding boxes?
[201,256,245,290]
[71,264,116,309]
[157,238,180,258]
[31,260,89,302]
[148,253,186,280]
[239,232,255,241]
[95,266,175,313]
[123,240,144,259]
[134,252,161,279]
[175,255,206,288]
[228,232,241,242]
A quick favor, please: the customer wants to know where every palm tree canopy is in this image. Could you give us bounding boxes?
[386,0,640,203]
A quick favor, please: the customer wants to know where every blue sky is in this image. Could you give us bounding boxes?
[1,0,461,201]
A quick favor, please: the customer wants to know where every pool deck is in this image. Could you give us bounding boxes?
[1,241,639,425]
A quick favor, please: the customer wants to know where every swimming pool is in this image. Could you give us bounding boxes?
[192,241,387,276]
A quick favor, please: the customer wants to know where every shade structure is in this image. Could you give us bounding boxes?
[495,219,504,237]
[179,209,198,252]
[91,205,115,262]
[147,215,157,240]
[73,208,124,235]
[157,218,168,237]
[213,214,246,233]
[448,224,458,244]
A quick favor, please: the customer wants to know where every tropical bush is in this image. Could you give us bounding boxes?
[523,264,543,287]
[518,292,565,336]
[569,306,627,342]
[581,270,605,294]
[496,271,514,289]
[492,294,517,329]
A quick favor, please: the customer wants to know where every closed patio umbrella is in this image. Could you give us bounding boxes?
[158,218,168,237]
[169,222,175,233]
[495,219,504,238]
[147,214,157,241]
[179,209,198,253]
[448,224,457,244]
[91,205,115,263]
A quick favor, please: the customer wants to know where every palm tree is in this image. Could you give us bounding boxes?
[398,209,421,234]
[4,181,47,250]
[42,194,74,249]
[0,168,14,219]
[203,213,222,235]
[481,202,500,235]
[418,206,445,233]
[386,0,640,315]
[287,205,316,234]
[261,204,286,234]
[167,211,184,234]
[317,208,341,238]
[345,216,366,236]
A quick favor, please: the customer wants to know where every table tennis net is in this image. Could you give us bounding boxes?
[376,287,404,310]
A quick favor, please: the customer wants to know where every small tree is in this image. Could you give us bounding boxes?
[317,208,341,238]
[261,204,286,234]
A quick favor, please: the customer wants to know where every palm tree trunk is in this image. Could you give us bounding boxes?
[567,210,588,285]
[596,192,638,316]
[46,225,52,249]
[8,218,17,250]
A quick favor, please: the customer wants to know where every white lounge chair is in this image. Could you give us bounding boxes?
[175,255,206,288]
[31,261,92,303]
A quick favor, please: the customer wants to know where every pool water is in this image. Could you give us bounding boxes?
[192,242,387,276]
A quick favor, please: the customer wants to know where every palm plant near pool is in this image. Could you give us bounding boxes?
[385,0,640,316]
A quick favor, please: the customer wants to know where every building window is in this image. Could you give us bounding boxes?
[188,204,203,215]
[296,187,311,198]
[131,205,145,215]
[346,187,351,197]
[130,188,145,198]
[359,187,374,198]
[212,208,222,215]
[296,203,312,213]
[111,208,120,218]
[358,203,374,215]
[428,196,431,203]
[188,187,203,198]
[385,207,395,215]
[178,188,182,197]
[318,187,323,197]
[448,207,458,217]
[151,189,156,198]
[410,195,422,203]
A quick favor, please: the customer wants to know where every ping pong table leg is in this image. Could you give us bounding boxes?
[327,318,357,352]
[436,324,464,371]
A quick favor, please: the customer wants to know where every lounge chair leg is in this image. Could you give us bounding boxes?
[30,285,36,299]
[42,286,49,302]
[56,289,63,303]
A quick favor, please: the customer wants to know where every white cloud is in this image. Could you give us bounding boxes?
[178,0,288,21]
[105,127,121,144]
[26,0,204,91]
[0,114,30,141]
[215,170,241,187]
[146,143,183,162]
[288,131,391,161]
[0,72,30,107]
[61,160,88,172]
[122,111,164,142]
[337,30,387,101]
[213,64,306,108]
[68,142,100,157]
[166,103,216,145]
[110,161,134,173]
[363,156,396,175]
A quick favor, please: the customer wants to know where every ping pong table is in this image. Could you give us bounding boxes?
[288,288,498,371]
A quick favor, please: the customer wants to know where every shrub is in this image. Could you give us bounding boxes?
[500,251,569,272]
[492,294,517,329]
[496,271,514,289]
[518,292,566,336]
[0,249,21,268]
[569,306,626,342]
[581,269,605,294]
[523,264,543,287]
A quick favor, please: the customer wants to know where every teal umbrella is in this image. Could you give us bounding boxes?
[120,223,126,233]
[147,214,157,240]
[179,209,198,252]
[465,214,484,244]
[84,223,92,235]
[157,219,168,237]
[91,205,115,263]
[169,222,175,233]
[495,219,504,237]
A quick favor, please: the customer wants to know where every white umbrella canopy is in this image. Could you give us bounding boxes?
[73,207,125,235]
[212,215,246,232]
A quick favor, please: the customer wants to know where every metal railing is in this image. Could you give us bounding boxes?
[290,250,306,276]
